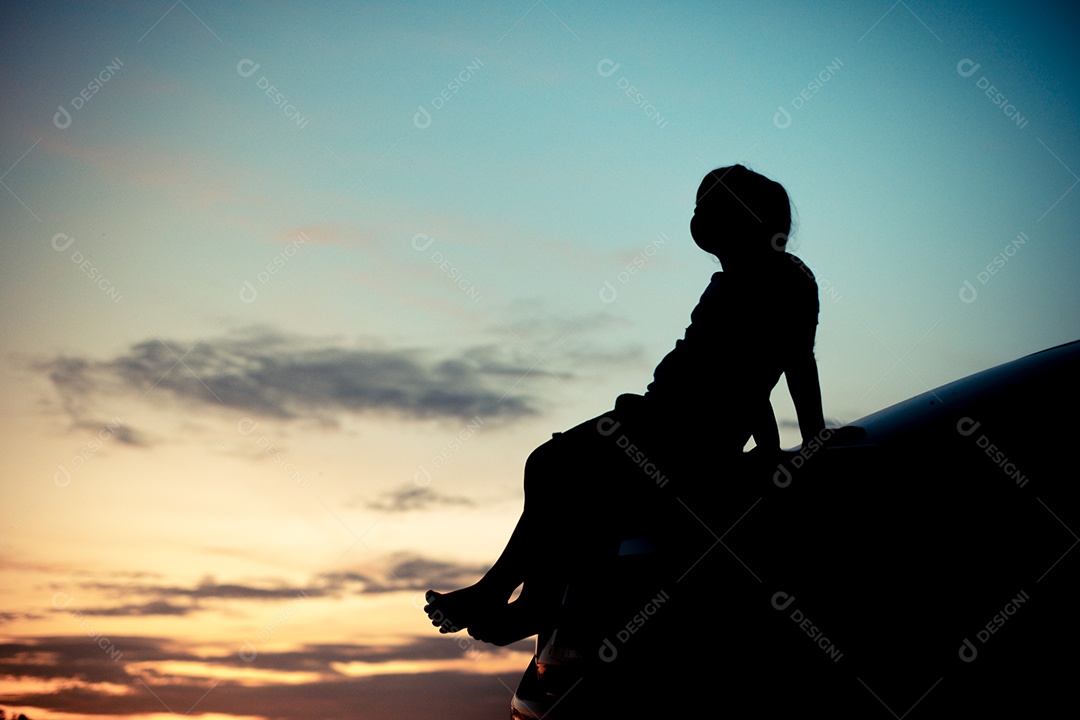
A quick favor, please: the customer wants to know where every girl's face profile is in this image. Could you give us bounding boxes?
[691,200,727,262]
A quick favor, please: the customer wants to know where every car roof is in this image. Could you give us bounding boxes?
[840,339,1080,445]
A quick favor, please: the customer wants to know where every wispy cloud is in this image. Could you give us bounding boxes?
[72,599,192,617]
[320,554,488,595]
[0,634,529,679]
[364,485,475,513]
[0,635,530,718]
[64,578,331,617]
[37,328,544,435]
[59,554,489,617]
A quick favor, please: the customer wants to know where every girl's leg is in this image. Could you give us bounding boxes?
[424,435,566,635]
[423,513,530,633]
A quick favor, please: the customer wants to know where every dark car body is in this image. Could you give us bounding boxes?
[511,340,1080,718]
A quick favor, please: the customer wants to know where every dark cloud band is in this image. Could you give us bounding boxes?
[38,329,542,432]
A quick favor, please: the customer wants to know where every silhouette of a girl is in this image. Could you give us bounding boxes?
[425,165,825,644]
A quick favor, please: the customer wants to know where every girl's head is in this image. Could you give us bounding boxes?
[690,165,794,269]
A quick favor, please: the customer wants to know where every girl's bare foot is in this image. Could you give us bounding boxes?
[466,596,543,646]
[424,584,505,634]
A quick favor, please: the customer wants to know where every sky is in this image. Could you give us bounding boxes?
[1,1,1079,718]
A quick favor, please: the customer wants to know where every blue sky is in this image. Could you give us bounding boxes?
[1,1,1078,718]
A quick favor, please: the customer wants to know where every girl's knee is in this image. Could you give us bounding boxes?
[523,439,563,496]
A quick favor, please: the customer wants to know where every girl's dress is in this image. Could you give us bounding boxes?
[526,254,820,528]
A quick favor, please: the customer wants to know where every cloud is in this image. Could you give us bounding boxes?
[10,673,521,720]
[73,599,192,617]
[0,636,140,685]
[382,554,488,588]
[0,635,526,680]
[61,554,489,616]
[365,485,476,513]
[319,554,489,595]
[37,328,544,432]
[69,417,148,447]
[70,577,328,613]
[0,635,531,719]
[222,636,533,672]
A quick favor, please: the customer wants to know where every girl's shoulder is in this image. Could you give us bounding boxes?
[778,254,819,305]
[783,253,816,282]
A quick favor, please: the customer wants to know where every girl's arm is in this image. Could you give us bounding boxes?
[786,348,825,444]
[751,399,780,452]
